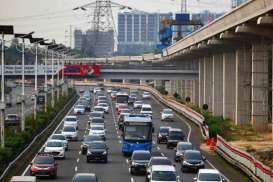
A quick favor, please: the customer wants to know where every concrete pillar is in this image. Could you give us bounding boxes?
[235,48,252,125]
[204,56,213,112]
[199,59,204,108]
[212,54,223,116]
[251,43,268,131]
[223,52,236,121]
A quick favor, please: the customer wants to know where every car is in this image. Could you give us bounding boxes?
[133,100,143,109]
[89,111,104,120]
[166,128,185,149]
[181,150,205,172]
[140,104,153,118]
[175,142,193,162]
[30,153,57,178]
[129,150,151,175]
[86,141,109,163]
[44,140,65,159]
[72,173,98,182]
[89,125,106,139]
[161,109,174,121]
[50,134,68,151]
[157,126,171,144]
[89,118,105,127]
[142,91,151,99]
[81,135,105,154]
[73,105,85,114]
[61,126,78,141]
[146,157,173,176]
[147,165,180,182]
[194,169,225,182]
[97,103,109,113]
[5,114,20,126]
[63,115,79,129]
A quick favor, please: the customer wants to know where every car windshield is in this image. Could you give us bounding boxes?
[178,144,193,151]
[84,135,103,142]
[151,159,172,166]
[89,142,106,149]
[152,171,176,181]
[159,128,169,133]
[65,117,77,121]
[132,152,151,160]
[185,152,202,160]
[47,141,63,147]
[124,125,151,140]
[199,173,221,181]
[63,127,76,132]
[51,135,65,140]
[34,156,54,164]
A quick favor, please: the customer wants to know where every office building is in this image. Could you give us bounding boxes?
[117,11,172,55]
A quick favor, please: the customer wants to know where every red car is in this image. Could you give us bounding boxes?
[30,153,58,179]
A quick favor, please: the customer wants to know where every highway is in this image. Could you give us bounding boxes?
[22,86,237,182]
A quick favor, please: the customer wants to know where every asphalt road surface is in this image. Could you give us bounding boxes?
[22,86,249,182]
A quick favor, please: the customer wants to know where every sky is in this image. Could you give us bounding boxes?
[0,0,231,47]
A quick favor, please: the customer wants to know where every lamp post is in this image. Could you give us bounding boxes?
[30,37,44,120]
[15,32,34,131]
[0,25,14,148]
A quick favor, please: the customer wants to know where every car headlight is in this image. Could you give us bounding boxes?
[102,151,107,155]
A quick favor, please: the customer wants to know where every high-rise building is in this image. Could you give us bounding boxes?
[231,0,248,8]
[117,11,172,55]
[74,29,83,50]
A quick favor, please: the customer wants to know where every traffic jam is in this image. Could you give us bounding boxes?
[20,85,225,182]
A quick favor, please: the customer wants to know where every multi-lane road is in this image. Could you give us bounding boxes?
[22,86,249,182]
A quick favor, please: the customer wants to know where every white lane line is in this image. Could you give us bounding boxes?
[130,177,134,182]
[75,166,78,172]
[22,98,79,176]
[161,153,165,157]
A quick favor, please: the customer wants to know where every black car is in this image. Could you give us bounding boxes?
[86,141,108,163]
[181,150,205,172]
[81,135,105,154]
[166,128,185,149]
[129,150,151,175]
[157,126,171,144]
[72,173,98,182]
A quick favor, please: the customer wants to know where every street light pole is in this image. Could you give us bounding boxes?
[0,33,5,147]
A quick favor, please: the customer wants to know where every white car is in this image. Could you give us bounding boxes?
[133,101,143,109]
[147,165,180,182]
[63,115,79,129]
[44,139,65,159]
[62,126,78,141]
[89,125,106,139]
[161,108,174,121]
[140,104,153,118]
[142,91,151,99]
[194,169,224,182]
[73,105,85,114]
[97,103,109,113]
[50,134,68,150]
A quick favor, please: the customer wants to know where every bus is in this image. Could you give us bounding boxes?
[122,114,153,155]
[116,92,129,109]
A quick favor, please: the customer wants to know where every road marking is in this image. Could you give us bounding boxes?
[75,166,78,172]
[22,98,80,176]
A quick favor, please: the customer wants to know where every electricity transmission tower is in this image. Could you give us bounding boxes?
[73,0,131,57]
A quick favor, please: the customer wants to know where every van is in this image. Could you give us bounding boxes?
[10,176,36,182]
[140,104,153,118]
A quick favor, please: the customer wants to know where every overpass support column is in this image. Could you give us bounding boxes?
[235,48,252,125]
[251,43,269,131]
[199,59,204,108]
[204,56,213,112]
[212,54,223,116]
[223,52,236,121]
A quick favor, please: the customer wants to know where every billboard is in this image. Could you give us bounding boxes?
[62,64,100,77]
